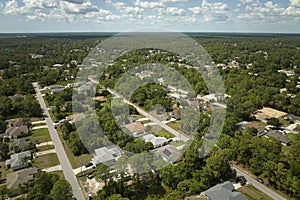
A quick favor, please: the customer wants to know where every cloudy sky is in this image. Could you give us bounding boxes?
[0,0,299,33]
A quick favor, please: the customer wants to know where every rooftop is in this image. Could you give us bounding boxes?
[124,121,145,134]
[92,145,121,165]
[5,125,29,138]
[6,167,38,189]
[92,96,107,102]
[203,181,247,200]
[5,151,32,170]
[254,107,287,120]
[157,145,181,163]
[266,130,292,145]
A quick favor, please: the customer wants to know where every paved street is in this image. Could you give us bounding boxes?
[106,88,191,142]
[233,165,287,200]
[33,82,86,200]
[89,77,192,142]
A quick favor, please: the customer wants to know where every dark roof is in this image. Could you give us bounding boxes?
[9,138,31,151]
[10,118,25,127]
[158,145,181,163]
[266,130,292,144]
[243,122,266,133]
[203,181,247,200]
[284,114,300,121]
[5,125,29,137]
[6,167,38,189]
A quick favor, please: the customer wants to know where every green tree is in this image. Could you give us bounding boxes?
[50,179,73,200]
[267,117,282,128]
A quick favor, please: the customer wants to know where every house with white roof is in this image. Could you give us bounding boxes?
[143,134,168,148]
[92,145,121,166]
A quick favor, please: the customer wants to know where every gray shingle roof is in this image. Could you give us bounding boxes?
[6,167,38,189]
[266,130,292,144]
[5,151,32,170]
[203,181,247,200]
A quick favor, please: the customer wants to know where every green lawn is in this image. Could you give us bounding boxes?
[238,185,273,200]
[33,153,59,169]
[37,145,55,152]
[156,129,173,139]
[28,128,51,144]
[56,129,93,168]
[32,123,46,127]
[168,121,180,131]
[0,162,9,181]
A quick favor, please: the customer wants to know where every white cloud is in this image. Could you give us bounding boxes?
[158,7,185,15]
[159,0,188,2]
[60,1,98,14]
[3,0,28,15]
[23,0,58,9]
[201,1,231,22]
[290,0,300,6]
[189,7,201,14]
[134,0,163,8]
[61,0,86,4]
[237,0,300,22]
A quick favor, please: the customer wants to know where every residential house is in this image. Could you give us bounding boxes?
[9,138,33,153]
[66,113,86,123]
[253,107,287,123]
[49,85,65,94]
[92,96,107,102]
[283,113,300,121]
[9,118,25,127]
[143,134,168,148]
[124,121,146,137]
[266,130,292,146]
[157,145,181,163]
[200,181,247,200]
[8,94,24,101]
[5,126,29,139]
[6,167,38,190]
[5,151,32,171]
[238,121,267,136]
[92,145,121,166]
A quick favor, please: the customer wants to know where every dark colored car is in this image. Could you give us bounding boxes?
[85,162,93,168]
[256,177,264,184]
[236,176,247,186]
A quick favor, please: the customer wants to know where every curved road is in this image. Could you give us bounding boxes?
[33,82,85,200]
[233,165,286,200]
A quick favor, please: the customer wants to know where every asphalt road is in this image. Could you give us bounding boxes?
[32,82,86,200]
[107,87,192,142]
[233,165,286,200]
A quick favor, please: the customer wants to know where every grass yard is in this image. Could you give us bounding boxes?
[50,170,65,179]
[168,121,180,131]
[32,122,46,127]
[28,128,51,144]
[56,129,93,168]
[238,185,273,200]
[33,153,59,169]
[0,162,9,181]
[37,145,55,152]
[156,129,173,139]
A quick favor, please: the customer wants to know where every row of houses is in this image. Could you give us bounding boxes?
[239,107,299,146]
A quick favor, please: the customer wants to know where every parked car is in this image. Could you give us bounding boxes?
[85,162,93,168]
[256,177,264,184]
[235,176,247,186]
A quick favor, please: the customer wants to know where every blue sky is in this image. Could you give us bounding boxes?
[0,0,299,33]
